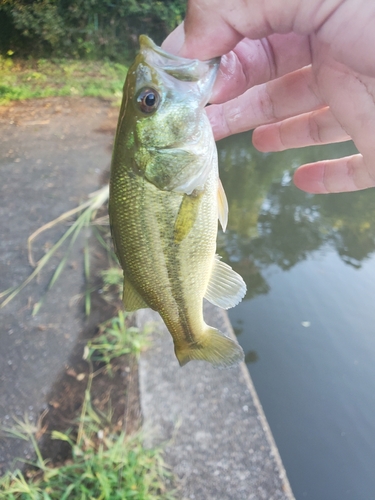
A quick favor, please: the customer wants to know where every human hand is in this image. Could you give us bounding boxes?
[163,0,375,194]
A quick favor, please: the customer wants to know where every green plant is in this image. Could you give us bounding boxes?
[84,311,151,372]
[0,57,127,105]
[0,395,175,499]
[0,185,109,314]
[101,266,124,295]
[0,0,186,61]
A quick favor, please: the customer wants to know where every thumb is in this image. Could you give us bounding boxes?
[162,13,242,60]
[162,23,186,55]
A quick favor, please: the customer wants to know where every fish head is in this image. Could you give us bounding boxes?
[116,35,220,193]
[128,35,219,145]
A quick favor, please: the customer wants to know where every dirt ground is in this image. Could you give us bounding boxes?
[0,97,140,473]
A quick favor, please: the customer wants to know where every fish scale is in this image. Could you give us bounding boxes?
[109,35,246,367]
[111,165,215,341]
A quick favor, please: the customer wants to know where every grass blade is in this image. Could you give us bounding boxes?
[84,221,91,317]
[1,186,109,310]
[27,197,94,267]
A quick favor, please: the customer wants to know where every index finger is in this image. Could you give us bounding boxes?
[211,34,311,103]
[163,28,312,104]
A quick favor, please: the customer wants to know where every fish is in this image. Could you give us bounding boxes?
[109,35,246,368]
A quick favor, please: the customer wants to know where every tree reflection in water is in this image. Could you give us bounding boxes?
[216,133,375,299]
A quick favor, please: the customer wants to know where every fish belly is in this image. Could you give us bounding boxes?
[110,166,215,336]
[110,168,244,368]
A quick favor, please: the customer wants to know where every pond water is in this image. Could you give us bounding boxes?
[216,134,375,500]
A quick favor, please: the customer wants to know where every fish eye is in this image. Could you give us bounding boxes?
[136,88,160,114]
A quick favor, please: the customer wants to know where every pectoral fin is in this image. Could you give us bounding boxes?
[204,255,246,309]
[144,148,196,191]
[123,278,148,311]
[144,146,213,195]
[174,192,203,244]
[218,178,228,232]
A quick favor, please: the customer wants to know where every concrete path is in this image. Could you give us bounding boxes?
[0,97,115,472]
[137,305,294,500]
[0,97,294,499]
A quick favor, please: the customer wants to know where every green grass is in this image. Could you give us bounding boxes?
[84,310,151,375]
[0,314,171,500]
[0,401,175,500]
[100,266,124,294]
[0,56,127,105]
[0,435,174,499]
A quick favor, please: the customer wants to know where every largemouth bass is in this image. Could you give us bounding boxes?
[109,36,246,368]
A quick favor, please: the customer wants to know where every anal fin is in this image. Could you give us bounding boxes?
[123,278,149,311]
[204,255,246,309]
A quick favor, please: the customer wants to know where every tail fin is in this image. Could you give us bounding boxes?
[175,327,244,368]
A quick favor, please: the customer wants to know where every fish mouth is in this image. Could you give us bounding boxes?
[139,35,220,85]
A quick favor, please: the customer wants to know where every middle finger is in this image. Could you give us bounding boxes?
[207,65,326,141]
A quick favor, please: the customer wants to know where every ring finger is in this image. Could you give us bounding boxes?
[252,107,351,152]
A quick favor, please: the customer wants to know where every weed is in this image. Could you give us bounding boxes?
[84,311,151,374]
[0,186,109,315]
[0,387,175,499]
[101,266,124,293]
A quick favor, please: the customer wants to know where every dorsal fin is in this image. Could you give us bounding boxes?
[204,255,246,309]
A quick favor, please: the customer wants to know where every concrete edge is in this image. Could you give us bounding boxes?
[137,305,296,499]
[220,311,295,499]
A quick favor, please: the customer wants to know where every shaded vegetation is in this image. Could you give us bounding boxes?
[0,0,185,61]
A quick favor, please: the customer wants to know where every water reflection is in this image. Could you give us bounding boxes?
[216,133,374,297]
[216,133,375,500]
